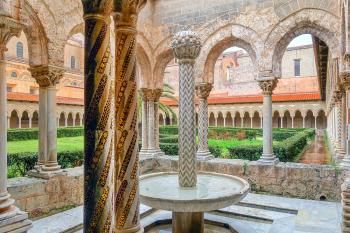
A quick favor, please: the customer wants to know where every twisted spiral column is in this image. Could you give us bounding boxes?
[82,13,114,233]
[342,177,350,232]
[113,1,146,231]
[196,83,213,160]
[172,31,201,188]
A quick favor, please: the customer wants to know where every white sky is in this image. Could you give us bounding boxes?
[224,34,313,54]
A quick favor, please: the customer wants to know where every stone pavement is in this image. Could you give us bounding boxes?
[299,131,329,165]
[29,193,341,233]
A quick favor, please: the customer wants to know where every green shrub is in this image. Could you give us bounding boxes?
[159,126,178,135]
[7,150,83,177]
[7,127,84,141]
[160,143,178,155]
[160,135,179,143]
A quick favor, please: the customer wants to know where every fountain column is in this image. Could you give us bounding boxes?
[0,11,32,233]
[81,4,114,232]
[172,31,201,188]
[171,30,202,233]
[257,77,279,164]
[113,1,146,232]
[195,82,213,160]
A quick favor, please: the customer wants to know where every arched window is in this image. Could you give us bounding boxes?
[16,42,23,59]
[70,56,76,69]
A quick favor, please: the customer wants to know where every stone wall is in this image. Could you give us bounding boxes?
[7,156,343,217]
[150,156,346,201]
[8,167,84,217]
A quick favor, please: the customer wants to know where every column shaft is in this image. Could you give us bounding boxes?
[140,99,148,152]
[37,87,47,167]
[42,87,60,171]
[196,92,212,159]
[83,15,114,233]
[148,100,156,150]
[114,17,142,232]
[178,61,197,187]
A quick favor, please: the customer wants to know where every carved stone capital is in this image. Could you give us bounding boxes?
[257,78,278,95]
[340,70,350,90]
[0,15,23,59]
[172,31,201,62]
[195,83,213,99]
[112,0,147,28]
[333,89,343,105]
[139,88,162,102]
[29,65,65,88]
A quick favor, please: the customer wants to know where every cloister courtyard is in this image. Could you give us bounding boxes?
[0,0,349,233]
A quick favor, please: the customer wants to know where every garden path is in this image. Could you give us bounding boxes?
[298,131,328,165]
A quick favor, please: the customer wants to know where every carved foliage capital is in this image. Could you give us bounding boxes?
[333,89,343,105]
[29,65,65,87]
[172,31,201,61]
[139,88,162,102]
[195,83,213,99]
[258,79,278,95]
[113,0,147,28]
[339,70,350,90]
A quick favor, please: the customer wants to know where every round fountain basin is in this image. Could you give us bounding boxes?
[140,172,250,212]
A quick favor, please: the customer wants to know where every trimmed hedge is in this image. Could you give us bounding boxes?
[7,127,84,141]
[159,128,315,162]
[8,151,83,177]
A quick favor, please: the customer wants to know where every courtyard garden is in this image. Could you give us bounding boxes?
[6,126,315,178]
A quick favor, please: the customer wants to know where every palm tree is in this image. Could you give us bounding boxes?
[137,84,178,122]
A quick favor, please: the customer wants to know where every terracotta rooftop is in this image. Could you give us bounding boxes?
[7,92,84,106]
[161,92,321,106]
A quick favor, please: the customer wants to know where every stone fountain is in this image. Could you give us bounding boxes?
[139,31,250,233]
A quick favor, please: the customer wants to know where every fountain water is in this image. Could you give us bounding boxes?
[140,31,250,233]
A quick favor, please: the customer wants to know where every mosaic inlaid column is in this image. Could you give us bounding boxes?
[195,83,213,160]
[340,72,350,168]
[113,1,146,232]
[139,88,149,154]
[335,92,346,159]
[81,8,114,233]
[258,77,279,164]
[172,31,201,188]
[0,13,32,233]
[342,176,350,232]
[29,65,64,177]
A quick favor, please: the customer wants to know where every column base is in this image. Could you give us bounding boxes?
[114,224,144,233]
[0,207,32,233]
[27,168,66,180]
[143,149,165,157]
[196,151,213,161]
[341,158,350,169]
[258,154,279,165]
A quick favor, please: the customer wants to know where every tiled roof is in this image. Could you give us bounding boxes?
[161,92,321,106]
[7,92,84,106]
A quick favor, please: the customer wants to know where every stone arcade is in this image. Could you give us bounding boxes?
[1,0,350,233]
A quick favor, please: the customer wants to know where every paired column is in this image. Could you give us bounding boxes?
[113,1,146,232]
[0,11,32,233]
[195,83,213,160]
[139,88,164,156]
[28,65,64,178]
[172,31,201,188]
[257,77,279,164]
[340,72,350,168]
[334,93,346,159]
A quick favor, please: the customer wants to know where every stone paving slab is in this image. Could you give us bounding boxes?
[30,193,341,233]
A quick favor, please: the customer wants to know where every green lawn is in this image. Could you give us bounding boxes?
[8,136,84,153]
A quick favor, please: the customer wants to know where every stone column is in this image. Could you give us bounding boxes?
[0,13,32,233]
[139,88,149,154]
[195,83,213,161]
[163,116,166,126]
[29,65,64,178]
[340,72,350,168]
[280,117,283,128]
[302,116,306,128]
[342,176,350,232]
[18,117,22,128]
[29,117,32,128]
[291,115,294,128]
[172,31,201,188]
[113,1,146,232]
[314,116,317,130]
[215,116,218,127]
[81,9,114,233]
[64,116,68,127]
[153,89,164,156]
[250,117,253,128]
[260,117,263,128]
[257,77,279,164]
[170,117,173,125]
[72,116,76,126]
[79,117,83,126]
[335,93,346,158]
